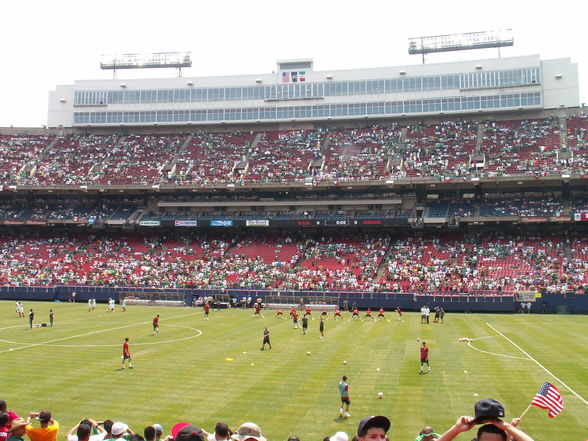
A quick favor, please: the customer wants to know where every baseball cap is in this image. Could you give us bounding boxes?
[473,398,505,424]
[111,422,129,436]
[38,411,52,423]
[7,418,27,433]
[153,424,163,435]
[329,431,348,441]
[231,422,266,441]
[357,416,391,437]
[172,423,205,441]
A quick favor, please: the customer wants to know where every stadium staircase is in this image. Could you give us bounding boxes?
[475,123,484,153]
[25,135,59,178]
[373,242,394,283]
[233,133,262,178]
[165,134,193,178]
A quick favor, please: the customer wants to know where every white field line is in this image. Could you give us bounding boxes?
[467,335,529,360]
[0,310,202,354]
[487,322,587,406]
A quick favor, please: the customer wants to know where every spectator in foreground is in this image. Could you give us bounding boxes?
[144,427,155,441]
[0,401,19,424]
[1,413,9,441]
[171,423,206,441]
[356,416,391,441]
[152,425,163,441]
[329,431,348,441]
[231,422,266,441]
[26,411,59,441]
[415,426,439,441]
[6,418,27,441]
[66,419,106,441]
[436,399,534,441]
[207,422,230,441]
[435,418,534,441]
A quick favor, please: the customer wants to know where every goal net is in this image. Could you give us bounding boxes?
[121,292,185,307]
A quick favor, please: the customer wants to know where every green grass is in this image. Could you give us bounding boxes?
[1,302,586,440]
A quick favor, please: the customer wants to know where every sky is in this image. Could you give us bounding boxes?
[0,0,585,127]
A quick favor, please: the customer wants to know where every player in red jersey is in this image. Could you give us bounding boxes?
[274,309,284,318]
[420,341,430,374]
[364,308,375,320]
[203,302,211,320]
[289,307,296,318]
[304,306,312,319]
[292,311,299,328]
[252,303,264,318]
[122,337,133,369]
[395,306,403,320]
[333,309,343,320]
[321,309,329,320]
[152,314,160,335]
[377,307,388,321]
[351,308,360,320]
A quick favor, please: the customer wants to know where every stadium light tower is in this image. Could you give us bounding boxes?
[100,52,192,78]
[408,29,514,64]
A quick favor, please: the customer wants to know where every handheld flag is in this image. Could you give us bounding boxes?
[531,382,564,418]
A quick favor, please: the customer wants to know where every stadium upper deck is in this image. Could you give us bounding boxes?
[48,55,579,128]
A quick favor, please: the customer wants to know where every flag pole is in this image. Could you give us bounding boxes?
[518,403,532,420]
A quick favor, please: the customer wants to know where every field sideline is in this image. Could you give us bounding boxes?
[0,301,586,441]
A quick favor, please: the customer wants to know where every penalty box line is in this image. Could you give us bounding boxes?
[0,310,203,355]
[486,322,587,406]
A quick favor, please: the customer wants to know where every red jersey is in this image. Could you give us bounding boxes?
[255,305,261,313]
[153,316,159,326]
[289,307,296,315]
[204,304,210,313]
[379,308,384,314]
[396,308,403,316]
[353,309,359,315]
[293,312,299,321]
[123,342,130,356]
[335,310,341,315]
[277,310,283,314]
[366,309,372,316]
[420,345,429,360]
[305,307,311,314]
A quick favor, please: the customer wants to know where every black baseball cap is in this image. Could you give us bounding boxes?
[473,398,505,424]
[39,411,52,423]
[172,423,205,441]
[357,416,391,437]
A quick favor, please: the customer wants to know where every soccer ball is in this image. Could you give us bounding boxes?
[417,338,420,341]
[307,351,311,356]
[377,392,384,399]
[343,360,348,365]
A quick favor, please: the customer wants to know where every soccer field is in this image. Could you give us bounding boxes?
[1,301,586,441]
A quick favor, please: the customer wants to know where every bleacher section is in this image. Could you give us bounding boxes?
[2,116,588,186]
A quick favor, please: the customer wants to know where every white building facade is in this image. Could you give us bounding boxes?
[47,55,579,128]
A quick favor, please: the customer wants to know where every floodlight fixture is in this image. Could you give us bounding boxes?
[100,52,192,70]
[408,29,513,62]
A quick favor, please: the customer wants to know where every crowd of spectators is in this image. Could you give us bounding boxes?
[316,126,402,182]
[481,118,560,177]
[248,129,325,184]
[400,120,477,179]
[2,115,587,186]
[0,231,585,293]
[379,232,587,293]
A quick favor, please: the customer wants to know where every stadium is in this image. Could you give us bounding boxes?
[1,30,586,441]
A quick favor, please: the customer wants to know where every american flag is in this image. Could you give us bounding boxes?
[531,382,564,418]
